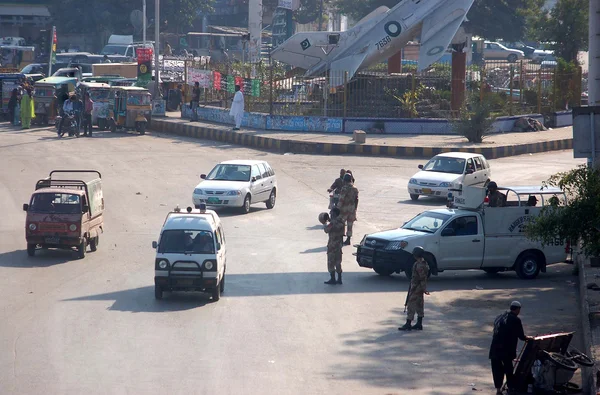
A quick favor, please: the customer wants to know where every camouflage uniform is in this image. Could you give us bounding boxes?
[338,183,358,238]
[406,258,430,320]
[488,191,506,207]
[324,216,345,273]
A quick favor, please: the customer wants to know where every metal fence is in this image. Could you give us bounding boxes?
[173,58,585,119]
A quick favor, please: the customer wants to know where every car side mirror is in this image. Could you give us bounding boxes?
[441,228,455,237]
[152,241,157,249]
[200,174,206,179]
[23,203,29,211]
[216,242,221,251]
[251,176,256,182]
[418,164,423,169]
[82,204,89,213]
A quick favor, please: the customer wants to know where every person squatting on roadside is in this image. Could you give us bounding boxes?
[489,301,533,395]
[338,172,358,246]
[399,246,430,331]
[324,207,345,285]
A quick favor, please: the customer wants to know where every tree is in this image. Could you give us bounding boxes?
[529,0,588,63]
[332,0,543,43]
[526,166,600,258]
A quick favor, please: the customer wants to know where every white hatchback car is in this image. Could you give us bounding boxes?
[192,160,277,213]
[407,152,491,200]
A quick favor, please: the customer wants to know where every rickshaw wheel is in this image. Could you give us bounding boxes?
[110,120,117,133]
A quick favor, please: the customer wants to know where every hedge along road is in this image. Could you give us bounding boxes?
[0,125,585,394]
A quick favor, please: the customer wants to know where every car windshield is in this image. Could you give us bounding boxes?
[422,156,466,174]
[206,164,251,182]
[127,94,151,105]
[158,230,215,254]
[101,45,128,55]
[30,193,82,214]
[34,87,54,97]
[89,89,110,101]
[402,212,451,233]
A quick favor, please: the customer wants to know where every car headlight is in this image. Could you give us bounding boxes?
[438,182,451,187]
[28,223,37,230]
[204,261,214,270]
[69,224,77,231]
[226,190,241,196]
[158,260,169,269]
[194,188,204,195]
[386,241,408,250]
[409,178,418,184]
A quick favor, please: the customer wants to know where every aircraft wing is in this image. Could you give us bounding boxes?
[418,0,474,71]
[271,32,344,70]
[328,50,369,87]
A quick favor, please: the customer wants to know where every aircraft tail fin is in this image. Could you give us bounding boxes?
[418,0,475,71]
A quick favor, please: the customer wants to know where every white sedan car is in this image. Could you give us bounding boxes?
[407,152,491,200]
[192,160,277,214]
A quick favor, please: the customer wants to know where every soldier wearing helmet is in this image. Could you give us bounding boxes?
[399,246,430,331]
[323,207,345,285]
[338,172,359,246]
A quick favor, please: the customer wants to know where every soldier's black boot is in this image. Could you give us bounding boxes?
[324,272,337,285]
[411,317,423,330]
[337,272,343,284]
[343,237,351,246]
[398,320,412,331]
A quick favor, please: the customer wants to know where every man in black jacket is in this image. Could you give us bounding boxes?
[489,301,533,394]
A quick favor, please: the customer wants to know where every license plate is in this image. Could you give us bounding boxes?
[422,188,432,194]
[176,279,194,286]
[45,237,60,244]
[207,197,222,204]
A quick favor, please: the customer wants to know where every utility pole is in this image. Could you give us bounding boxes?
[589,0,600,167]
[154,0,160,98]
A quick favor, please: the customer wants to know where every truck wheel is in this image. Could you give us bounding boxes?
[154,285,163,300]
[374,268,394,276]
[410,194,419,201]
[515,252,541,279]
[507,54,518,63]
[136,121,146,135]
[90,235,99,252]
[27,243,36,257]
[212,283,221,301]
[78,238,87,259]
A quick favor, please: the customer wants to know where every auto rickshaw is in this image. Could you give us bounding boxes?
[77,82,111,130]
[0,73,26,121]
[107,86,151,135]
[32,76,77,126]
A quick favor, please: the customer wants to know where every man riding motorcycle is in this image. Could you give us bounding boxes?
[58,95,81,137]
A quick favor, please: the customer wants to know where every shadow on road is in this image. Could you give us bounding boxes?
[0,249,73,268]
[398,198,446,206]
[300,246,327,254]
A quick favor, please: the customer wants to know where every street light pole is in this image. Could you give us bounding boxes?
[589,0,600,167]
[143,0,147,45]
[154,0,160,98]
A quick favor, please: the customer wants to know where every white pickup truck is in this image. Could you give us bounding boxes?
[355,185,570,280]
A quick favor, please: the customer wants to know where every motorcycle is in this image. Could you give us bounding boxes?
[57,111,80,138]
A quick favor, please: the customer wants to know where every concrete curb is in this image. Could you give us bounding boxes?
[150,118,573,160]
[578,254,597,394]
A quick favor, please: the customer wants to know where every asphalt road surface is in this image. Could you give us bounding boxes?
[0,124,585,394]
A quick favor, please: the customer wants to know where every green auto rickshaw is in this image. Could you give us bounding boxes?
[108,86,152,135]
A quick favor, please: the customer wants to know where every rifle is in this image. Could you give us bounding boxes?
[404,285,411,313]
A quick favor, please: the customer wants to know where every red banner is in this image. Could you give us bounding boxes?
[235,76,244,92]
[136,48,153,63]
[213,71,221,90]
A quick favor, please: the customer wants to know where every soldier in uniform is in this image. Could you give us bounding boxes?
[324,207,345,285]
[338,173,359,246]
[487,181,506,207]
[399,246,430,331]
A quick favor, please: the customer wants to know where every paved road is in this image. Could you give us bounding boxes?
[0,125,585,394]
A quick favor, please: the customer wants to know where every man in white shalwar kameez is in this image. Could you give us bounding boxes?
[230,85,244,130]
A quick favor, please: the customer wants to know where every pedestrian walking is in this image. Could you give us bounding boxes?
[399,246,430,331]
[20,89,35,129]
[191,81,200,121]
[338,172,358,245]
[230,85,244,130]
[7,88,18,125]
[323,207,345,285]
[82,92,94,136]
[489,301,533,395]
